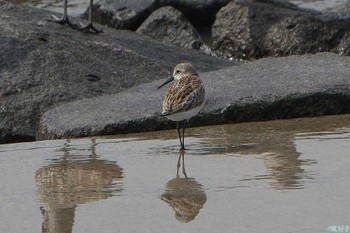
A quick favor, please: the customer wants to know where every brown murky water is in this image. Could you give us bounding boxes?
[0,114,350,233]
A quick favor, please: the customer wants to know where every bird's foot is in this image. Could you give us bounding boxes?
[46,14,79,29]
[76,22,102,33]
[46,15,102,33]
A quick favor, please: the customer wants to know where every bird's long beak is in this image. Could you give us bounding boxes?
[157,75,174,89]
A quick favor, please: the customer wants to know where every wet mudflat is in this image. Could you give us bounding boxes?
[1,114,350,233]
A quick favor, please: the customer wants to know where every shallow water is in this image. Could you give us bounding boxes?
[8,0,349,16]
[1,114,350,233]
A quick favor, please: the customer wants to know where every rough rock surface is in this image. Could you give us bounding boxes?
[136,6,215,56]
[38,53,350,140]
[84,0,232,30]
[136,6,201,49]
[212,0,350,59]
[0,1,233,143]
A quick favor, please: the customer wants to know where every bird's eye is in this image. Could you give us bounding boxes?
[176,70,181,73]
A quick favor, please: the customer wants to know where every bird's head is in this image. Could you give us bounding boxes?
[172,63,198,80]
[157,63,198,89]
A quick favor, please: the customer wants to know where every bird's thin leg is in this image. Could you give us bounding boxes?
[46,0,79,29]
[181,120,187,150]
[76,0,102,33]
[177,122,184,149]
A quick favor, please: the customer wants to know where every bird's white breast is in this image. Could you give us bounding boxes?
[165,101,205,122]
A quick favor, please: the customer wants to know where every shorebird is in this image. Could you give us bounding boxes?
[47,0,101,33]
[158,63,206,150]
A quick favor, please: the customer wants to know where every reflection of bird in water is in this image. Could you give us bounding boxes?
[177,149,187,178]
[161,149,206,223]
[158,63,206,150]
[36,139,123,233]
[47,0,101,33]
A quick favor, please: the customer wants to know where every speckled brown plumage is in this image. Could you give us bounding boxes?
[162,75,205,116]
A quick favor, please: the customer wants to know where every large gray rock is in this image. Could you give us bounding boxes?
[0,1,233,143]
[84,0,232,30]
[136,6,215,56]
[136,6,201,49]
[212,0,350,59]
[37,52,350,140]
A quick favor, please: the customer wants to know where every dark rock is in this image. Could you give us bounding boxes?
[83,0,154,30]
[83,0,232,30]
[136,6,200,49]
[136,6,216,56]
[37,53,350,140]
[0,1,233,143]
[212,0,350,60]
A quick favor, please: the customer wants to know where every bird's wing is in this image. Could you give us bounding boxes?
[162,77,205,115]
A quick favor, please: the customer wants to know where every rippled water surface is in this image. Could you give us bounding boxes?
[1,114,350,233]
[8,0,349,16]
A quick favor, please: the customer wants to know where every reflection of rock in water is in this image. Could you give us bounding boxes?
[161,178,207,223]
[262,152,306,189]
[161,150,206,223]
[36,139,123,233]
[191,119,321,189]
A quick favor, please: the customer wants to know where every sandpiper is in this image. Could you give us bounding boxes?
[47,0,101,33]
[158,63,206,150]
